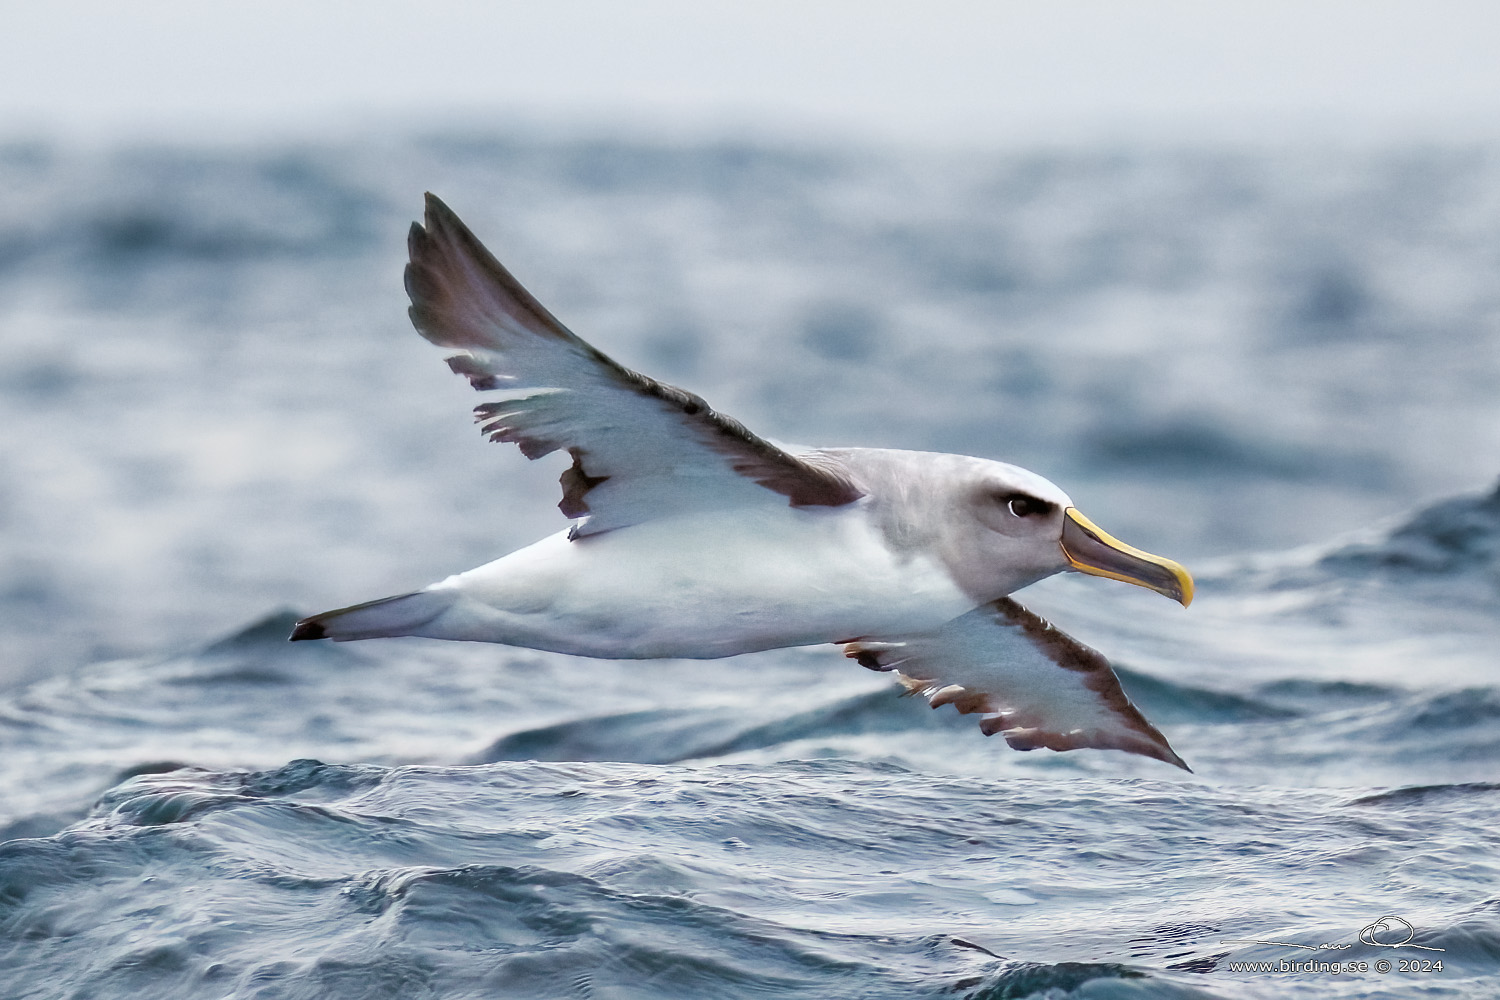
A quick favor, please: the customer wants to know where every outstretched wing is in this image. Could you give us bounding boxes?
[844,598,1189,770]
[404,194,863,536]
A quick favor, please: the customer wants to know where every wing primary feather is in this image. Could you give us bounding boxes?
[406,196,577,349]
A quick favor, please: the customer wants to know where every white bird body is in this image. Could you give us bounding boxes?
[293,195,1198,770]
[418,500,972,658]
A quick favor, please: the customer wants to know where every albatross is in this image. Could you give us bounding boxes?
[292,194,1196,770]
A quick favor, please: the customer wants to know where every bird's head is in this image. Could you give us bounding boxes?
[949,459,1194,607]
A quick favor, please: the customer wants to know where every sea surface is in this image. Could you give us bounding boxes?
[0,130,1498,998]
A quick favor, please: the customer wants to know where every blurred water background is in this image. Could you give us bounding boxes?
[1,131,1498,998]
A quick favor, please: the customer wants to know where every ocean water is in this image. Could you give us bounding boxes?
[0,132,1498,998]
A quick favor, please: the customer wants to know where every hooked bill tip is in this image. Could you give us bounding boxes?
[288,620,327,642]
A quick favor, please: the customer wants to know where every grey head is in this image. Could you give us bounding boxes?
[825,447,1193,607]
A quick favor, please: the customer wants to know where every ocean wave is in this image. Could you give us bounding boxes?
[1348,782,1500,807]
[0,760,1166,999]
[472,689,958,766]
[1321,477,1500,582]
[7,759,1498,998]
[1180,476,1500,641]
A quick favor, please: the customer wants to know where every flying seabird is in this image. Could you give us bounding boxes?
[292,194,1196,770]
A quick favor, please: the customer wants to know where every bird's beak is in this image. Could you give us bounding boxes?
[1060,508,1194,607]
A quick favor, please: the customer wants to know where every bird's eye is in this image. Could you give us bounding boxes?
[1004,494,1052,518]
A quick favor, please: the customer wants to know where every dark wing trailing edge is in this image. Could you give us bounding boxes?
[405,194,864,536]
[845,598,1189,770]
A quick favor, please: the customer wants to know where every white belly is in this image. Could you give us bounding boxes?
[418,504,974,658]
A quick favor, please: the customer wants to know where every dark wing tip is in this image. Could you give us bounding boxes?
[288,619,327,641]
[423,190,453,221]
[405,221,428,272]
[406,193,577,349]
[419,192,468,250]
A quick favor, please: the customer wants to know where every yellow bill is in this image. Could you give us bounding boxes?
[1060,508,1194,607]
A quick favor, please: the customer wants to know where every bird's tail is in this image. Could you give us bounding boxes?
[289,589,457,641]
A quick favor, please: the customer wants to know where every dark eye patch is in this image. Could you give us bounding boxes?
[998,492,1055,518]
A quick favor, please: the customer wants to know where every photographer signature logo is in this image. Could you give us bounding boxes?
[1222,915,1445,952]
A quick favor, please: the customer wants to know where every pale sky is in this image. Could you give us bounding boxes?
[4,1,1499,145]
